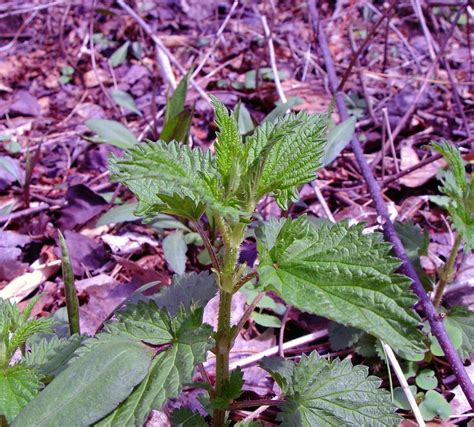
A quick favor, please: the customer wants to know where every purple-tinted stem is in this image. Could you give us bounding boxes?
[308,0,474,409]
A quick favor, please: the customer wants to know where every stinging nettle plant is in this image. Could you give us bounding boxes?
[12,98,430,426]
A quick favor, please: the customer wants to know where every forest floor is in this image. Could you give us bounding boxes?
[0,0,473,425]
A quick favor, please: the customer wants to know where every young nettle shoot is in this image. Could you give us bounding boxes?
[14,99,430,427]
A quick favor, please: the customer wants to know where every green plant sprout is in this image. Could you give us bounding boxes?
[11,99,435,426]
[430,140,473,307]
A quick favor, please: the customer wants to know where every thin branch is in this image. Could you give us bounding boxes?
[390,6,465,142]
[260,15,288,104]
[192,1,239,78]
[433,233,463,307]
[411,0,437,60]
[363,0,422,72]
[233,271,258,293]
[227,329,328,371]
[116,0,211,103]
[337,0,397,92]
[228,399,285,411]
[381,342,426,427]
[261,15,287,103]
[312,181,335,223]
[192,221,221,273]
[231,292,265,347]
[308,0,474,409]
[348,25,378,124]
[241,395,282,422]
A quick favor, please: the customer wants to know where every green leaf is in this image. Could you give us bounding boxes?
[96,202,140,226]
[211,95,242,192]
[328,322,364,351]
[111,89,142,116]
[0,365,41,423]
[163,230,188,275]
[152,271,217,316]
[161,70,193,144]
[236,103,254,135]
[160,110,193,144]
[165,72,190,125]
[394,221,429,260]
[58,230,80,335]
[96,307,212,427]
[321,116,356,166]
[430,317,463,356]
[86,119,138,149]
[243,111,328,209]
[416,369,438,390]
[0,156,24,185]
[13,336,153,427]
[394,220,431,289]
[262,97,303,124]
[431,140,467,193]
[448,305,474,360]
[257,217,426,358]
[110,41,130,67]
[210,367,244,409]
[6,315,54,363]
[419,390,451,421]
[171,408,207,427]
[261,352,400,426]
[24,335,85,379]
[110,140,242,221]
[105,300,173,345]
[251,312,281,328]
[431,140,474,250]
[393,385,418,410]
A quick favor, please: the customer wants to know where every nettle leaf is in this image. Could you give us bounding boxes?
[211,367,244,409]
[328,322,364,352]
[110,140,242,221]
[13,336,153,427]
[105,300,173,345]
[211,95,242,192]
[448,306,474,360]
[24,335,85,379]
[0,364,41,424]
[0,298,54,364]
[431,140,474,250]
[257,217,426,358]
[171,407,207,427]
[261,352,400,427]
[96,306,212,427]
[242,111,328,209]
[152,271,217,316]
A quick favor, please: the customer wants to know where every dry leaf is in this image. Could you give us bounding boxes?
[399,143,446,187]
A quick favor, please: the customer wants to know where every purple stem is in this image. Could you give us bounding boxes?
[308,0,474,409]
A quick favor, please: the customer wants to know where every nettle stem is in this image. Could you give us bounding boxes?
[212,220,247,426]
[433,233,462,308]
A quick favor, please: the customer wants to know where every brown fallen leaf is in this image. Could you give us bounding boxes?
[75,273,140,334]
[399,142,446,188]
[83,69,110,88]
[113,255,170,286]
[0,259,60,303]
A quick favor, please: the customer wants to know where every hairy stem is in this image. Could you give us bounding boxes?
[212,221,246,426]
[213,289,232,427]
[433,233,462,307]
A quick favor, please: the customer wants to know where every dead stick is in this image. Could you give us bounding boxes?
[308,0,474,409]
